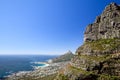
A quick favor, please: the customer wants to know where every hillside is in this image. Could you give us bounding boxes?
[55,2,120,80]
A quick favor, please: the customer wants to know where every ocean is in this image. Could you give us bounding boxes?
[0,55,57,79]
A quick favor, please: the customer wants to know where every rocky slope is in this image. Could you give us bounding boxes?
[55,2,120,80]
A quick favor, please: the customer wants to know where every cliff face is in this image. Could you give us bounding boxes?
[55,3,120,80]
[84,3,120,42]
[76,3,120,56]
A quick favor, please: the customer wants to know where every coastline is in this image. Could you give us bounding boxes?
[5,61,50,79]
[5,53,73,80]
[6,61,70,80]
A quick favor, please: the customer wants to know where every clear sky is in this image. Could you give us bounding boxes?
[0,0,119,55]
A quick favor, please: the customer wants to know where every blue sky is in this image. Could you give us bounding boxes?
[0,0,119,55]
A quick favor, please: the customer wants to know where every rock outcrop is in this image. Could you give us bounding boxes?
[76,3,120,56]
[84,3,120,42]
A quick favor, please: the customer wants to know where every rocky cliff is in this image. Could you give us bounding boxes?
[76,3,120,56]
[55,3,120,80]
[84,2,120,42]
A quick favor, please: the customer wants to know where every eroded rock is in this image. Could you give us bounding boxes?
[84,3,120,42]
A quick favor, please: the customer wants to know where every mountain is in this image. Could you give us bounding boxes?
[50,51,74,63]
[55,2,120,80]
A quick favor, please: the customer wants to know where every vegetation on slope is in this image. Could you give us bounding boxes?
[56,53,120,80]
[76,38,120,55]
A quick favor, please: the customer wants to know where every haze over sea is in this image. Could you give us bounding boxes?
[0,55,57,79]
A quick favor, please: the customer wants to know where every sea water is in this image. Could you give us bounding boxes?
[0,55,57,79]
